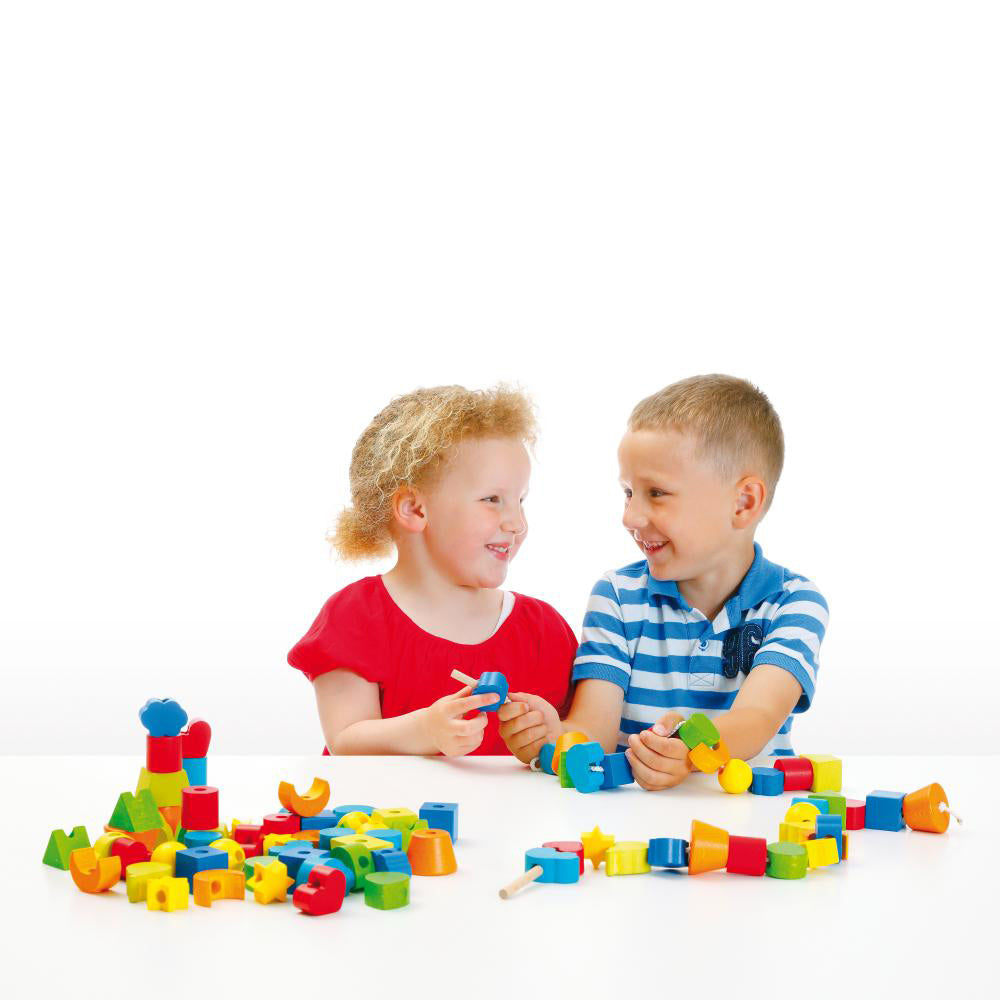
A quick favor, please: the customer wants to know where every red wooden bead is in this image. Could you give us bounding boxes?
[262,812,300,836]
[543,840,585,875]
[181,785,219,831]
[725,835,767,876]
[845,799,866,830]
[146,735,182,774]
[233,824,262,846]
[180,719,212,759]
[772,757,814,792]
[110,837,151,879]
[293,864,347,916]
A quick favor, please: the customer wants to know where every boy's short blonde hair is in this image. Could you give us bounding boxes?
[331,384,537,560]
[628,374,784,514]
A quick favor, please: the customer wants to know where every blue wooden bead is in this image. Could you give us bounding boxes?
[372,848,413,876]
[865,791,906,831]
[418,803,458,843]
[174,846,228,890]
[180,829,222,849]
[182,757,207,786]
[300,810,339,831]
[277,843,320,879]
[473,671,508,712]
[815,814,844,861]
[565,742,605,794]
[750,767,785,795]
[525,847,580,884]
[539,743,556,775]
[364,828,403,850]
[648,838,689,868]
[295,850,333,887]
[318,826,354,851]
[600,751,635,789]
[321,857,355,894]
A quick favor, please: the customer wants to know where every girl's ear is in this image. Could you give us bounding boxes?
[391,485,428,534]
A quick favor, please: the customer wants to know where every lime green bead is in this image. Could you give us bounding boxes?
[329,842,375,891]
[677,713,720,751]
[363,871,410,910]
[766,841,807,879]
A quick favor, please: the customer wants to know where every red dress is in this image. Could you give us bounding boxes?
[288,576,578,756]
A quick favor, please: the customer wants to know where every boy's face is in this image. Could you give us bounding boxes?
[618,426,749,581]
[421,437,530,590]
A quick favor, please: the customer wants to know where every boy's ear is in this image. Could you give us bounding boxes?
[733,476,766,523]
[391,485,428,534]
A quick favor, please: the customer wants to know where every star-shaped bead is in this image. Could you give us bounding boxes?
[580,825,616,870]
[251,860,294,904]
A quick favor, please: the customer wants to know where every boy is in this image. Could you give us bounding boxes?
[498,374,829,790]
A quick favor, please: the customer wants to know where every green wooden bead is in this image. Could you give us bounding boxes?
[364,871,410,910]
[558,753,576,788]
[109,790,161,833]
[329,842,375,891]
[399,819,428,852]
[765,841,808,879]
[677,713,720,751]
[809,793,847,825]
[243,855,280,880]
[43,826,91,869]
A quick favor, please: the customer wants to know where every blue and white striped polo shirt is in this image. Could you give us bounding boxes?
[571,542,829,759]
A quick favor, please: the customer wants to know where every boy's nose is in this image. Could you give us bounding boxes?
[622,502,647,531]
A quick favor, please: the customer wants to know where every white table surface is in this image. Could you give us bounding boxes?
[7,754,996,998]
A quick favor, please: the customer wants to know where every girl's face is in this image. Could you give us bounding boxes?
[421,437,530,589]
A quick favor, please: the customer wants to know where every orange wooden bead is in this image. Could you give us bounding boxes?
[903,783,950,834]
[69,847,121,893]
[407,829,457,875]
[688,819,729,875]
[278,778,331,819]
[551,732,589,777]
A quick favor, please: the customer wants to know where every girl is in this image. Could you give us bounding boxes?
[287,384,576,757]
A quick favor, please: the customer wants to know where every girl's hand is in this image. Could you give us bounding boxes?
[497,692,561,765]
[625,711,694,790]
[421,686,496,756]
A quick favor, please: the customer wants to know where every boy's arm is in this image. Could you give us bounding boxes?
[560,678,626,753]
[711,665,803,760]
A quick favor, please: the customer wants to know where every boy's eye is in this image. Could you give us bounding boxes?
[482,496,500,503]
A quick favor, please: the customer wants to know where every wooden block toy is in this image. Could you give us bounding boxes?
[815,815,843,860]
[778,821,814,845]
[318,826,354,851]
[293,864,347,916]
[150,840,185,875]
[69,847,121,893]
[557,751,576,788]
[765,842,807,879]
[146,876,189,911]
[180,718,212,758]
[648,837,689,868]
[565,742,606,794]
[677,713,720,751]
[718,758,753,794]
[295,850,335,888]
[231,824,262,846]
[243,854,280,880]
[294,829,322,845]
[249,859,294,904]
[300,810,339,832]
[580,826,616,870]
[262,811,301,836]
[175,846,229,890]
[139,698,188,738]
[600,751,635,789]
[538,743,556,775]
[125,862,171,902]
[366,828,404,851]
[332,832,394,852]
[110,837,151,877]
[726,836,767,876]
[181,786,220,831]
[331,804,374,825]
[688,742,728,774]
[339,811,372,832]
[841,832,850,860]
[146,735,183,774]
[805,838,839,869]
[499,847,580,898]
[552,731,589,776]
[209,838,246,870]
[182,758,207,786]
[749,767,784,796]
[904,783,958,834]
[845,799,866,830]
[268,838,311,857]
[372,848,413,876]
[181,829,225,849]
[278,777,331,818]
[399,820,429,851]
[802,754,842,793]
[364,871,411,910]
[370,807,419,832]
[542,841,585,875]
[136,768,190,809]
[193,869,245,907]
[605,842,651,876]
[279,843,329,880]
[104,823,169,854]
[93,832,122,859]
[109,789,162,834]
[809,793,847,825]
[792,796,828,813]
[43,826,90,870]
[472,671,509,712]
[772,757,814,792]
[329,842,377,890]
[865,791,906,831]
[408,829,457,876]
[688,820,729,875]
[784,802,822,825]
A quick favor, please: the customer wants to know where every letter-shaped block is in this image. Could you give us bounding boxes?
[193,869,245,907]
[688,819,729,875]
[43,827,90,870]
[472,671,508,711]
[749,767,784,795]
[69,848,121,893]
[418,803,458,843]
[408,829,457,876]
[600,752,635,789]
[146,876,189,911]
[364,871,411,909]
[125,862,172,902]
[801,754,842,793]
[278,778,331,818]
[865,791,906,832]
[718,758,753,794]
[293,864,347,915]
[677,713,720,751]
[765,842,807,879]
[565,742,605,793]
[605,842,651,876]
[647,838,689,868]
[580,826,616,869]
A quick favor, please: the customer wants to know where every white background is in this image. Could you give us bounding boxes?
[2,2,998,755]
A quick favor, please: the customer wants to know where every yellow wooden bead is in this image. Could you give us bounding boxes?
[149,840,185,875]
[778,820,814,845]
[784,803,821,825]
[146,876,189,912]
[605,842,651,876]
[125,862,171,903]
[580,825,616,869]
[718,758,753,793]
[339,811,371,831]
[209,838,247,870]
[802,754,842,793]
[805,837,840,868]
[262,833,295,853]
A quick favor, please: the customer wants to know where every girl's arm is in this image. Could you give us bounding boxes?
[312,671,497,755]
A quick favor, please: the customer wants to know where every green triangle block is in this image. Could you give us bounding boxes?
[43,826,90,869]
[109,789,162,832]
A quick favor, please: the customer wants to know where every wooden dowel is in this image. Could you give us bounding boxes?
[450,668,477,687]
[499,865,543,900]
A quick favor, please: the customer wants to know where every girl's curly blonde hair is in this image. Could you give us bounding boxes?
[331,384,538,560]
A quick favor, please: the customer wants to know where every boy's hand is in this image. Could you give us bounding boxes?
[421,686,497,757]
[497,692,561,765]
[625,711,695,790]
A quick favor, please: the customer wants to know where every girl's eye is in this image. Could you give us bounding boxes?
[623,488,632,499]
